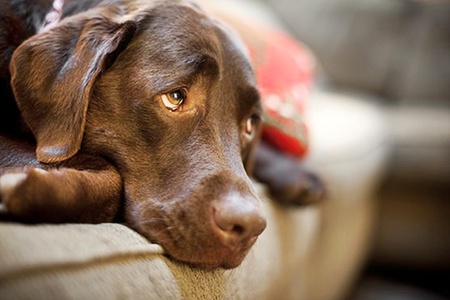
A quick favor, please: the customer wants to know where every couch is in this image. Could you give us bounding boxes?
[0,1,391,299]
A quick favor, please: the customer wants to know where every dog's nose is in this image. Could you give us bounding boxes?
[212,193,266,247]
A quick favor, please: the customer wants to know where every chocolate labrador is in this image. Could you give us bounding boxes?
[0,0,323,269]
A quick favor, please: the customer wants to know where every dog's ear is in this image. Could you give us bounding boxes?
[10,9,136,164]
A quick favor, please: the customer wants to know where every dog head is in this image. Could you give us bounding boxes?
[10,0,266,268]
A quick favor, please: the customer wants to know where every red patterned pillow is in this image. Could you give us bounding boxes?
[238,22,314,157]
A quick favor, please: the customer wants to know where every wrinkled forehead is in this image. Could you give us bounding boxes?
[120,0,256,89]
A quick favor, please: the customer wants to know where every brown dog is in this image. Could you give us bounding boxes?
[0,0,323,269]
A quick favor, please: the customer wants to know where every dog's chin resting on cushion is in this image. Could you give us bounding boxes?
[0,0,324,269]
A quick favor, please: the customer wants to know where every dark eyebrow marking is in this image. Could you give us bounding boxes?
[154,53,220,93]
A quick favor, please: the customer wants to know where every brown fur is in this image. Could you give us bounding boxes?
[0,0,323,269]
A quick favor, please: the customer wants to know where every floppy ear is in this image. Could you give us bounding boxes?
[10,10,136,164]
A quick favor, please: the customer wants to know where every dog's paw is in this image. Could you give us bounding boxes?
[254,143,325,206]
[264,164,325,205]
[0,167,49,219]
[0,173,28,203]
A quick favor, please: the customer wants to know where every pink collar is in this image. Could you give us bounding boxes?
[38,0,64,33]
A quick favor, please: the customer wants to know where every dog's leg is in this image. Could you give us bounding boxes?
[0,156,122,223]
[253,141,325,205]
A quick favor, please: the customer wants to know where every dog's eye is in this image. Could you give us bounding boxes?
[245,114,261,136]
[161,89,187,111]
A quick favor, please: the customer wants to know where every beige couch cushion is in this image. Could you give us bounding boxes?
[0,183,321,300]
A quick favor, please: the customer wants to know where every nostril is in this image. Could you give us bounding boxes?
[212,194,266,247]
[232,225,245,235]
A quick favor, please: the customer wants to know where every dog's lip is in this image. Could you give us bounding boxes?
[178,244,255,270]
[170,235,258,269]
[146,225,258,269]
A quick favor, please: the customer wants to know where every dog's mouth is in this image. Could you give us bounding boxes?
[129,192,266,269]
[138,219,261,269]
[164,235,260,270]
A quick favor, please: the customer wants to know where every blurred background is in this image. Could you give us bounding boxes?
[244,0,450,298]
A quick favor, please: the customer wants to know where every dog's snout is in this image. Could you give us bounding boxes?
[212,193,266,248]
